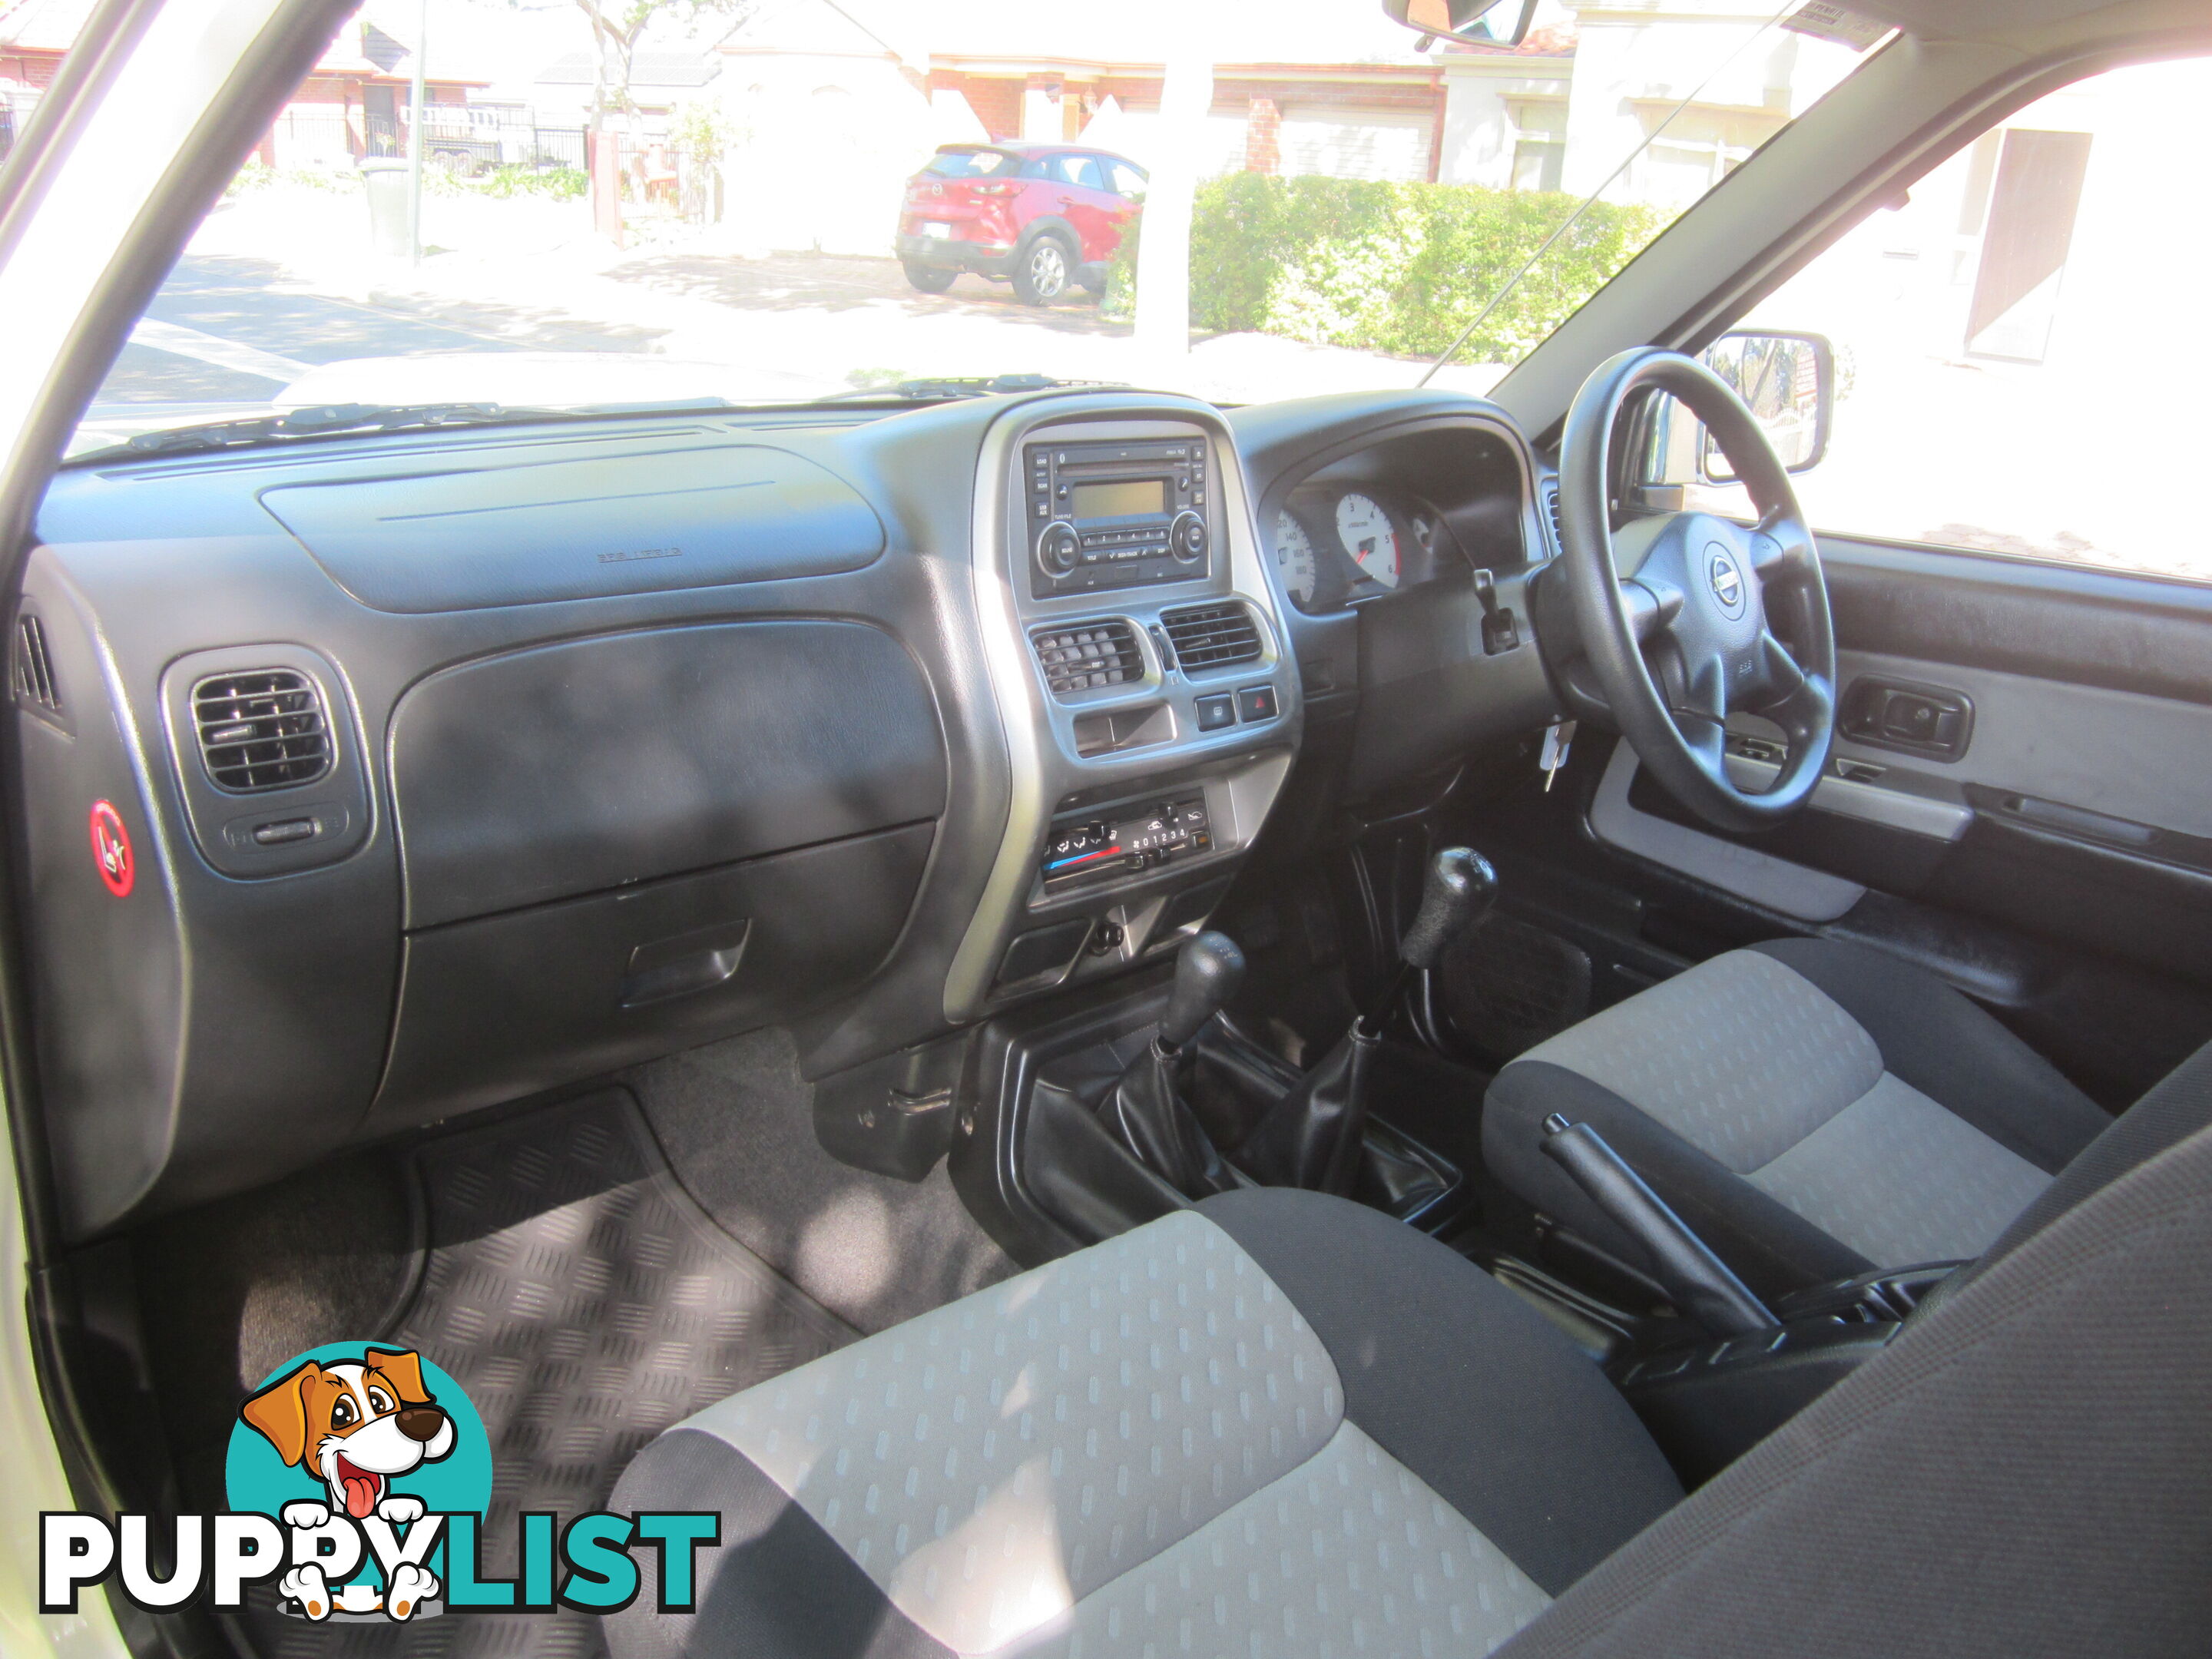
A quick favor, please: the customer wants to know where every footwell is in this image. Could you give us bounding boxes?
[237,1089,853,1658]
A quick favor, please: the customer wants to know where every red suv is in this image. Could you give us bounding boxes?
[896,143,1147,306]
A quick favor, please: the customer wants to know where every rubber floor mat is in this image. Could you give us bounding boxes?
[237,1089,855,1658]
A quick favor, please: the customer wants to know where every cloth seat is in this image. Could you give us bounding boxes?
[610,1050,2212,1657]
[1481,936,2117,1299]
[608,1187,1684,1659]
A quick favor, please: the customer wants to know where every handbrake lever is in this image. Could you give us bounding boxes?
[1540,1113,1778,1338]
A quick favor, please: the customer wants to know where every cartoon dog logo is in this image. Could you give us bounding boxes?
[238,1347,454,1621]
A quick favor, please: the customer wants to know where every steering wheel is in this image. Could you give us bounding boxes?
[1555,346,1836,833]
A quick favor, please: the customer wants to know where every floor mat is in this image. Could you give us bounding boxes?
[628,1028,1016,1334]
[237,1089,853,1659]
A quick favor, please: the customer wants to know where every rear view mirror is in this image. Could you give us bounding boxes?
[1383,0,1538,49]
[1698,331,1835,481]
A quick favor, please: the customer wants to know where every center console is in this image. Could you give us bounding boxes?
[945,397,1300,1024]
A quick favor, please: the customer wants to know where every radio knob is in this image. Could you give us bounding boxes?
[1037,520,1081,577]
[1171,510,1207,563]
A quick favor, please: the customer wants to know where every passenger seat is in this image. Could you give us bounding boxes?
[610,1072,2212,1657]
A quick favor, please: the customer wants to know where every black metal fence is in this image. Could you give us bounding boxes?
[263,103,588,175]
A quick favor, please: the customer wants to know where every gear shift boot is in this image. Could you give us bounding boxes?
[1230,1023,1379,1194]
[1099,1038,1249,1198]
[1094,932,1253,1199]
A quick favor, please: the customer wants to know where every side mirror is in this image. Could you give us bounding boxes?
[1382,0,1538,49]
[1697,331,1835,480]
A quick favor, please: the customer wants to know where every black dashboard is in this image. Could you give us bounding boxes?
[15,386,1561,1241]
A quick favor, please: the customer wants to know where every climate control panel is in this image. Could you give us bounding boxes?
[1041,793,1212,892]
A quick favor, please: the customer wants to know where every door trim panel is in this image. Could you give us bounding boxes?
[1590,743,1865,922]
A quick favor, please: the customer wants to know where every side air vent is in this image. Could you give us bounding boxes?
[1541,478,1564,555]
[14,614,60,717]
[1031,619,1144,697]
[1159,602,1262,673]
[192,670,333,792]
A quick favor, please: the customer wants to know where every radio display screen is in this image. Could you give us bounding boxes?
[1071,478,1167,521]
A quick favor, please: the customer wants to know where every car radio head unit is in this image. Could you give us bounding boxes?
[1025,438,1210,598]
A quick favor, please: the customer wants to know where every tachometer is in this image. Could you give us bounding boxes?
[1336,492,1399,586]
[1273,510,1319,607]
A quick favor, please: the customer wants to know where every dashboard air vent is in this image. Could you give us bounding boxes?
[192,670,333,792]
[1159,602,1261,672]
[1541,479,1564,555]
[1032,620,1144,697]
[13,615,60,717]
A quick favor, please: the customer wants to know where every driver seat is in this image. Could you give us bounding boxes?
[1482,935,2136,1299]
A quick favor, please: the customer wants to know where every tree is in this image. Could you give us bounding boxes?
[571,0,759,130]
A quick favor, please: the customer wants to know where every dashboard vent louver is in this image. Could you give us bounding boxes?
[1541,479,1564,555]
[1032,619,1144,697]
[192,670,332,792]
[1159,602,1262,672]
[14,615,60,717]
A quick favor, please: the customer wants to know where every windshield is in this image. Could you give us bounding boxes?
[57,0,1876,453]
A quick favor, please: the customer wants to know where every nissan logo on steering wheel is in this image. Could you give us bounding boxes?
[1707,545,1747,618]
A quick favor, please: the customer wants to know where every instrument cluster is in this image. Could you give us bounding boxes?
[1270,485,1466,613]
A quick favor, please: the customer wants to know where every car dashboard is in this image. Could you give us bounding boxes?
[16,386,1561,1241]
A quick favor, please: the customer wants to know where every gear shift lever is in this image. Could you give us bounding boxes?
[1098,932,1250,1199]
[1404,847,1498,970]
[1160,931,1245,1049]
[1236,847,1496,1195]
[1373,846,1498,1031]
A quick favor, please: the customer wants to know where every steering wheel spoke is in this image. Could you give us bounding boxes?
[1751,511,1817,584]
[1753,634,1834,747]
[1751,628,1806,700]
[1622,576,1684,643]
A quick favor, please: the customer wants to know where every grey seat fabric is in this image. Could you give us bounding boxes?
[1497,1075,2212,1659]
[611,1061,2212,1657]
[1482,937,2113,1298]
[608,1190,1682,1659]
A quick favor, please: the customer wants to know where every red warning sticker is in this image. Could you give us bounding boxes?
[89,800,134,897]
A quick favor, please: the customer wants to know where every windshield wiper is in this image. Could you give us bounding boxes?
[75,401,568,462]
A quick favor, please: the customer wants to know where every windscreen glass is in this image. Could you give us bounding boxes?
[56,0,1874,454]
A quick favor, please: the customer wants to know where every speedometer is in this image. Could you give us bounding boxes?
[1273,510,1319,607]
[1336,492,1399,586]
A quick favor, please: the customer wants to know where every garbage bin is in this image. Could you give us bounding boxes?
[362,157,410,258]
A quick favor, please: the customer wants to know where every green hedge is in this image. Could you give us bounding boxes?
[1114,173,1667,364]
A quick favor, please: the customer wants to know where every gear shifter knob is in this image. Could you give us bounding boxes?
[1399,846,1497,970]
[1159,930,1246,1049]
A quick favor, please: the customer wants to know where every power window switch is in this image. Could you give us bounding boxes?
[1194,694,1236,732]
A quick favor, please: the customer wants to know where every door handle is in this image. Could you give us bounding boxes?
[1839,676,1973,760]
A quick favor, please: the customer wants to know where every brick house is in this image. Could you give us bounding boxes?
[1,0,484,168]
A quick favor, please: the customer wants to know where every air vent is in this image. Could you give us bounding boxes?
[1031,620,1144,697]
[192,670,332,792]
[1159,602,1262,673]
[14,614,60,717]
[1541,479,1564,555]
